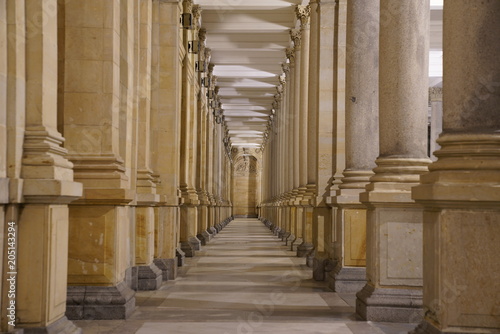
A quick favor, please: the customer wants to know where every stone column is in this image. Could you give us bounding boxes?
[5,1,83,331]
[61,0,139,321]
[133,0,163,292]
[329,0,379,293]
[284,51,298,249]
[429,87,443,161]
[179,0,201,257]
[325,0,347,277]
[357,0,431,323]
[295,5,315,262]
[289,30,303,251]
[150,0,182,279]
[411,1,500,333]
[312,0,336,281]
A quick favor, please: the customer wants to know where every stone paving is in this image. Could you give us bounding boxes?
[75,218,415,334]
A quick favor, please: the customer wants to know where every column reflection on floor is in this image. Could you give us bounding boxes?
[75,219,414,334]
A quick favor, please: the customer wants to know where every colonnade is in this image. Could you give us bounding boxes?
[0,0,233,332]
[259,1,500,333]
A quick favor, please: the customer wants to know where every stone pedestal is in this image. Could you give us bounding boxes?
[153,258,177,281]
[66,281,135,320]
[328,266,365,293]
[131,264,163,291]
[176,248,186,267]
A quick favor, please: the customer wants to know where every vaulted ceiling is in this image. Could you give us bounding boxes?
[196,0,443,149]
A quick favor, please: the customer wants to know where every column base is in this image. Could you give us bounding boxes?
[297,242,314,258]
[286,233,296,246]
[189,236,201,251]
[209,226,217,236]
[356,284,423,323]
[282,231,291,242]
[131,263,163,291]
[291,237,303,251]
[180,241,195,258]
[176,248,186,266]
[66,281,135,320]
[22,316,82,334]
[196,232,209,246]
[153,258,177,280]
[312,256,336,281]
[328,265,366,293]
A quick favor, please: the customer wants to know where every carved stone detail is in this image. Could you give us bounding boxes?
[285,48,295,63]
[192,5,202,28]
[290,29,301,48]
[282,63,290,75]
[199,28,207,42]
[295,5,311,29]
[429,86,443,102]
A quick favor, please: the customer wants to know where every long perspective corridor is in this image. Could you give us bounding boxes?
[1,0,499,333]
[75,219,414,334]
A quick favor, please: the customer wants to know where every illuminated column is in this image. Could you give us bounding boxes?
[411,1,500,333]
[151,0,183,279]
[357,0,431,322]
[311,0,336,280]
[329,0,379,293]
[179,0,201,257]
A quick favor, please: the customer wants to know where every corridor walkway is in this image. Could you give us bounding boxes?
[75,219,414,334]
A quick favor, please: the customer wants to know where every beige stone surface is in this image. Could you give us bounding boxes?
[343,209,366,267]
[68,205,132,286]
[17,205,70,327]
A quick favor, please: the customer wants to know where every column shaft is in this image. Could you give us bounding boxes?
[411,1,500,333]
[357,0,431,323]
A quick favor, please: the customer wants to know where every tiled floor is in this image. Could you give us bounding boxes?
[75,218,415,334]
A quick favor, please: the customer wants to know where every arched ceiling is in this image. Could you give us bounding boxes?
[196,0,443,149]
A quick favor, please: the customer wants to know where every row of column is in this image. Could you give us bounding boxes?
[259,1,500,333]
[0,0,233,332]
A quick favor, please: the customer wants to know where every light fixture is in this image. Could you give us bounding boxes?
[207,90,214,100]
[181,13,193,29]
[188,40,200,54]
[201,77,211,88]
[196,61,206,72]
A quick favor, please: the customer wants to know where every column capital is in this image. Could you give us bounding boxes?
[279,74,286,86]
[285,48,295,63]
[199,27,207,42]
[295,5,311,29]
[290,29,301,49]
[429,86,443,102]
[282,63,291,77]
[192,4,202,29]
